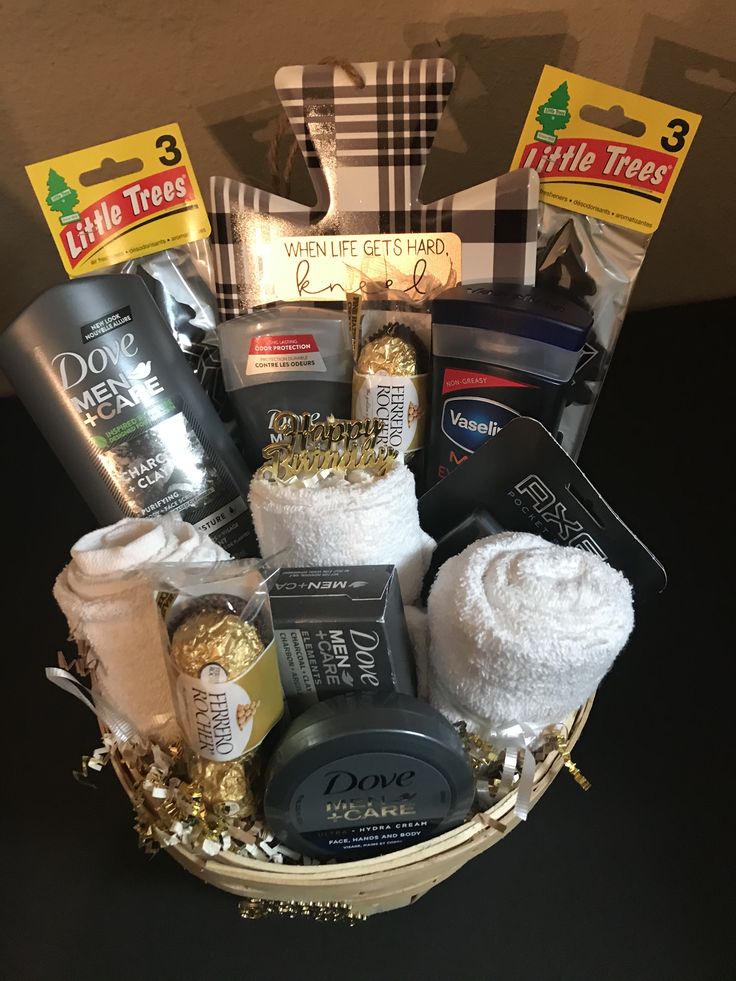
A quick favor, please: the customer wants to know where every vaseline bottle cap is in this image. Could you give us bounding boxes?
[263,692,474,860]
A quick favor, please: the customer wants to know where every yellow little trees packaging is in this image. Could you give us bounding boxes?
[511,67,700,457]
[512,66,700,234]
[26,125,210,276]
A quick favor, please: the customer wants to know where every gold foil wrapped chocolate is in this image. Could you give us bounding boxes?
[171,610,264,679]
[162,583,284,766]
[188,757,257,817]
[353,322,428,455]
[357,331,418,376]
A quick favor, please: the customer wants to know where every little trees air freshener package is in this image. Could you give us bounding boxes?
[26,124,210,276]
[24,126,228,414]
[511,67,700,457]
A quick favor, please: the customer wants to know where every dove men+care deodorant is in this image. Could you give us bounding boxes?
[0,275,257,557]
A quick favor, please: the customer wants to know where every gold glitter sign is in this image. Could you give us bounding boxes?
[257,409,399,484]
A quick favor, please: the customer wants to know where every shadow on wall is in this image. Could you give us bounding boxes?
[196,14,578,208]
[0,109,67,317]
[409,14,735,307]
[404,13,578,201]
[198,87,316,207]
[626,26,736,307]
[0,95,68,394]
[194,11,734,309]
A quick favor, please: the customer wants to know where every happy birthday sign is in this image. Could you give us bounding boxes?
[257,410,399,483]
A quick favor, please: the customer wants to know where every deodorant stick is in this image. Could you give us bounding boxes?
[427,284,592,487]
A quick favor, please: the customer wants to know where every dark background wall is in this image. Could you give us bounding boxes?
[1,0,734,332]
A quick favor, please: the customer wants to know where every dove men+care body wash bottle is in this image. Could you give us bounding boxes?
[0,275,257,557]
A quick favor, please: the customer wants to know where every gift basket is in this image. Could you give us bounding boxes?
[2,58,697,920]
[111,701,594,919]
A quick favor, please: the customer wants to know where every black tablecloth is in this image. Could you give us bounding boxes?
[2,298,732,981]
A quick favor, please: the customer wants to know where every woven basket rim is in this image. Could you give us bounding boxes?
[112,698,593,878]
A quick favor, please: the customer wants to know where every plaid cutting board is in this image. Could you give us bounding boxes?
[211,58,539,318]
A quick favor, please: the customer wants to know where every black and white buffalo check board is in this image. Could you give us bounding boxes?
[210,58,539,319]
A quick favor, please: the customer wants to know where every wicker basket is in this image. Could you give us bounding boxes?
[110,699,593,919]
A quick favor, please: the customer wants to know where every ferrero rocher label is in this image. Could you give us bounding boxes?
[174,637,283,762]
[169,603,283,763]
[352,373,427,455]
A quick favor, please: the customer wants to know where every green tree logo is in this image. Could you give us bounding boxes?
[45,169,80,224]
[535,82,571,144]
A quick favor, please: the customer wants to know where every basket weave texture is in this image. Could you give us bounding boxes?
[111,700,593,917]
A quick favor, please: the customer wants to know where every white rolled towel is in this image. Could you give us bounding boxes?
[404,605,430,699]
[53,515,228,742]
[249,464,434,604]
[428,532,634,731]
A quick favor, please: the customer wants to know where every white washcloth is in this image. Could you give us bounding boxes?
[403,606,429,700]
[53,515,228,742]
[249,464,434,604]
[428,532,634,731]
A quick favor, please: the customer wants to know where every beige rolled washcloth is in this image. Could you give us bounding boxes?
[53,515,228,742]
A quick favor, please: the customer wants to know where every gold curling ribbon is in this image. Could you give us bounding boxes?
[556,732,591,791]
[189,785,205,819]
[73,745,110,784]
[160,798,180,823]
[238,898,366,924]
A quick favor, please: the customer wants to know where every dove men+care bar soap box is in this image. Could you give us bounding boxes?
[269,566,416,714]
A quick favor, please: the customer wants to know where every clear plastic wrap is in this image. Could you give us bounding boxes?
[109,242,229,417]
[150,558,285,764]
[538,210,648,457]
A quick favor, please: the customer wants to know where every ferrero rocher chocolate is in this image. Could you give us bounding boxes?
[188,757,257,817]
[353,322,428,456]
[356,323,419,376]
[171,610,264,679]
[166,593,245,636]
[162,583,285,765]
